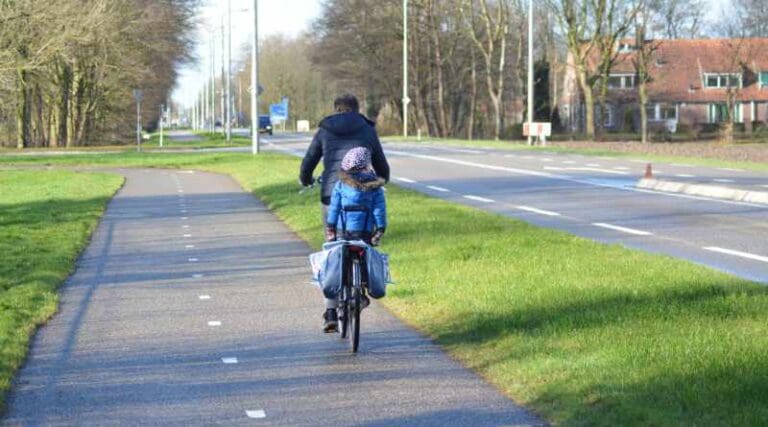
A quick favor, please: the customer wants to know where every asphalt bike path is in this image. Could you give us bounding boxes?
[3,168,541,426]
[262,134,768,284]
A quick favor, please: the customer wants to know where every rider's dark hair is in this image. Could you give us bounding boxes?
[334,94,360,113]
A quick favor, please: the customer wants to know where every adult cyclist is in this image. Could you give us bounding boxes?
[299,94,390,332]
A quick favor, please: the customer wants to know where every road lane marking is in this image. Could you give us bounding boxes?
[562,160,576,164]
[198,295,211,300]
[222,357,239,364]
[675,174,696,178]
[426,185,450,192]
[184,234,192,238]
[569,167,629,175]
[543,166,566,171]
[713,179,735,183]
[246,410,266,419]
[703,247,768,263]
[193,274,204,278]
[181,217,189,220]
[177,190,184,193]
[387,149,767,207]
[541,158,553,162]
[516,206,561,216]
[672,163,694,168]
[186,244,195,249]
[586,163,601,167]
[613,166,630,171]
[208,321,221,327]
[717,168,745,172]
[188,258,198,262]
[395,177,417,183]
[463,195,495,203]
[593,223,653,236]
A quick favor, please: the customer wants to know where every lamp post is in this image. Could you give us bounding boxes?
[402,0,409,138]
[225,0,232,143]
[526,0,534,146]
[159,104,165,148]
[251,0,260,154]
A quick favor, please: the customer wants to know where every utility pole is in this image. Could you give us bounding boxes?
[251,0,260,154]
[402,0,409,138]
[133,89,142,152]
[159,104,164,148]
[526,0,534,146]
[225,0,232,143]
[220,14,226,134]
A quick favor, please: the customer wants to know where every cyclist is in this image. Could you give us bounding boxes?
[321,147,387,332]
[299,94,390,332]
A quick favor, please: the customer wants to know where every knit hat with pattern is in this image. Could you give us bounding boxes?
[341,147,371,171]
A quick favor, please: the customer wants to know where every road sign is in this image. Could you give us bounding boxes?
[523,122,551,137]
[269,103,288,122]
[132,89,143,103]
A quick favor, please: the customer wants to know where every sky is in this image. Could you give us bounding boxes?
[173,0,323,107]
[173,0,728,108]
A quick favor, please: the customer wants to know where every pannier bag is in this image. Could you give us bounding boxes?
[309,241,392,300]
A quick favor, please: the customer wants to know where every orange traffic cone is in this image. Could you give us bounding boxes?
[644,163,653,179]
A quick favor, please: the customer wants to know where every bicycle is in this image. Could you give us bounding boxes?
[337,241,368,352]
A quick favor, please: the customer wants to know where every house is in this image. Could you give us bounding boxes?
[561,38,768,134]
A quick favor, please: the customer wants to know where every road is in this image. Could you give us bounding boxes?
[261,133,768,284]
[3,168,540,425]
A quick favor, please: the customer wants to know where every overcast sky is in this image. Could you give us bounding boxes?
[173,0,728,108]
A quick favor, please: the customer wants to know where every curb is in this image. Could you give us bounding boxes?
[637,178,768,205]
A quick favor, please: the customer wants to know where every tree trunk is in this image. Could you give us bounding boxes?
[576,66,595,139]
[16,68,30,149]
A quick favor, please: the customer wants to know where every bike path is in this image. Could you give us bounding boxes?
[3,168,542,426]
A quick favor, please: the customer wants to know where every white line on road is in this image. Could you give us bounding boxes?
[541,158,553,162]
[208,321,221,327]
[246,410,266,419]
[198,295,211,300]
[675,174,696,178]
[713,179,735,183]
[426,185,450,192]
[592,223,653,236]
[587,163,601,167]
[188,258,198,262]
[395,177,417,183]
[186,244,195,249]
[613,166,630,171]
[193,274,204,278]
[183,234,192,238]
[463,195,495,203]
[181,217,188,220]
[543,166,566,171]
[222,357,239,364]
[672,163,694,168]
[177,190,184,193]
[516,205,561,216]
[571,167,629,175]
[717,168,745,172]
[562,160,576,164]
[703,247,768,263]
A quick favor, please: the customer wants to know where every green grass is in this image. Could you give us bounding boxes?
[383,136,768,172]
[1,151,767,425]
[0,170,123,411]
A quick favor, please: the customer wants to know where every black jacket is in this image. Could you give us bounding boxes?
[300,112,390,205]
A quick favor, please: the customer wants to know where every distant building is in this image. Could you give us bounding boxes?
[561,38,768,133]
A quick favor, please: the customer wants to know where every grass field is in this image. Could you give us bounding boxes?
[1,151,767,425]
[382,136,768,172]
[0,170,123,411]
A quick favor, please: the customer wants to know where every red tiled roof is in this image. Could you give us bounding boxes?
[605,38,768,103]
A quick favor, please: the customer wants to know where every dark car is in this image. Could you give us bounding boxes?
[258,115,273,135]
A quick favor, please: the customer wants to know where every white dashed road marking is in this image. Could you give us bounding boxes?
[222,357,239,364]
[208,321,221,327]
[246,410,266,419]
[186,244,195,249]
[593,223,653,236]
[463,195,495,203]
[562,160,576,164]
[714,179,735,183]
[188,258,198,262]
[426,185,450,192]
[516,206,561,216]
[586,163,601,167]
[198,295,211,300]
[718,168,745,172]
[395,177,417,183]
[184,234,192,238]
[675,174,696,178]
[193,274,204,278]
[703,247,768,263]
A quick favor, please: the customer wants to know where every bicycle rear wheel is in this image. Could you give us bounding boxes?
[350,259,362,353]
[339,287,349,338]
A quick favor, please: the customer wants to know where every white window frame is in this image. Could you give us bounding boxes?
[607,74,636,89]
[760,72,768,89]
[647,103,678,121]
[708,103,743,123]
[703,73,743,89]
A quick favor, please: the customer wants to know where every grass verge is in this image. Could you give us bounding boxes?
[383,136,768,172]
[0,170,123,411]
[1,152,766,425]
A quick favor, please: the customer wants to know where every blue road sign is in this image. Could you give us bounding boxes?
[270,103,288,122]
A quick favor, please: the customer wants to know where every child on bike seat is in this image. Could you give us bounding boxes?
[321,147,386,332]
[325,147,387,245]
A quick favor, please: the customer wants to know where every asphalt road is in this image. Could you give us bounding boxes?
[262,133,768,284]
[3,168,541,426]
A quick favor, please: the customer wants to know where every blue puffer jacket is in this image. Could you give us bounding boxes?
[326,171,387,234]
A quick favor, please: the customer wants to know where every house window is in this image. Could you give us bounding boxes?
[602,105,614,127]
[704,73,742,89]
[761,72,768,88]
[646,103,677,121]
[607,74,636,89]
[709,103,743,123]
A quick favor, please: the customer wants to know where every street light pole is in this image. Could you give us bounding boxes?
[526,0,534,146]
[402,0,409,138]
[251,0,260,154]
[226,0,232,143]
[159,104,164,148]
